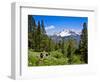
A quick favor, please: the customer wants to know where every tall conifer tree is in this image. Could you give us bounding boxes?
[41,20,46,35]
[36,21,41,51]
[79,22,88,63]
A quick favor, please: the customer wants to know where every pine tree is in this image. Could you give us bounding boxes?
[32,17,37,50]
[41,20,46,35]
[48,38,52,51]
[28,15,37,50]
[58,40,62,49]
[67,43,72,64]
[32,17,37,34]
[28,15,34,48]
[55,42,59,50]
[61,37,65,54]
[79,22,88,63]
[28,15,34,32]
[36,21,41,51]
[67,38,77,64]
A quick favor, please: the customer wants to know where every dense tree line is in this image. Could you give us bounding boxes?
[28,15,88,64]
[28,15,55,52]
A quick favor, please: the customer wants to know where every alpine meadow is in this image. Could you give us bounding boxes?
[28,15,88,66]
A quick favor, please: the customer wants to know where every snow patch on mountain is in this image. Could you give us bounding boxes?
[54,29,81,37]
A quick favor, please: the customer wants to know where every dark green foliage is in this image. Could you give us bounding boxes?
[28,15,37,49]
[48,38,55,51]
[28,15,33,32]
[66,38,77,64]
[61,38,65,55]
[58,40,62,48]
[55,42,59,50]
[36,21,41,51]
[79,22,88,63]
[67,43,72,64]
[41,20,46,34]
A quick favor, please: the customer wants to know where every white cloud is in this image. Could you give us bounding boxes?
[45,25,55,30]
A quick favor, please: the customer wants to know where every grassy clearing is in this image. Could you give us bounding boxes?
[28,49,83,66]
[28,49,68,66]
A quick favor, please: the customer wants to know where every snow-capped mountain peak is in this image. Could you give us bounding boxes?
[54,29,80,37]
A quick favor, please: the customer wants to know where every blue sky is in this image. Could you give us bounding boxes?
[32,15,88,35]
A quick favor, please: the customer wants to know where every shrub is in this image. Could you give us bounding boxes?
[50,51,64,58]
[71,55,82,64]
[28,50,39,66]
